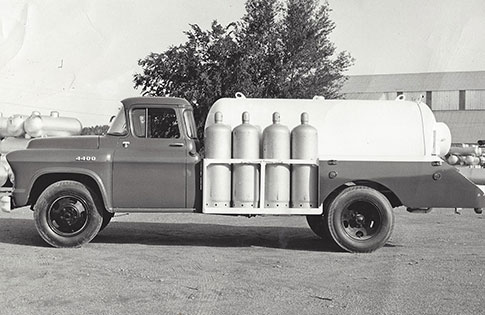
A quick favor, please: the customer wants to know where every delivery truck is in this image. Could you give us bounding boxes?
[3,94,484,252]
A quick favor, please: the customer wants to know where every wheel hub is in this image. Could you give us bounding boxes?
[47,196,89,236]
[341,201,381,240]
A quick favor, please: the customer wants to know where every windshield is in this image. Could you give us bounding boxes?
[107,108,127,136]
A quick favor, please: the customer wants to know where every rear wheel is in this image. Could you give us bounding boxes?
[34,180,103,248]
[325,186,394,253]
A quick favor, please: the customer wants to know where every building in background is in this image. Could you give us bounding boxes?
[341,71,485,143]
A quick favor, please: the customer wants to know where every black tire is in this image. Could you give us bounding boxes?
[99,210,114,232]
[325,186,394,253]
[34,180,103,248]
[306,215,329,239]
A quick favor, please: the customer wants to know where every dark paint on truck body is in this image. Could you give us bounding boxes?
[7,97,201,212]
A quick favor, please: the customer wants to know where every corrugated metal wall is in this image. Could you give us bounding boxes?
[466,90,485,109]
[432,91,459,110]
[344,89,485,111]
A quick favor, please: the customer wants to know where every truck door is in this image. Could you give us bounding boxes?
[112,106,187,209]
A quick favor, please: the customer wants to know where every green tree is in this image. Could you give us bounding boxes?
[81,125,109,136]
[134,0,353,138]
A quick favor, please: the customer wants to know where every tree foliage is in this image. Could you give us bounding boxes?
[134,0,353,137]
[81,125,109,136]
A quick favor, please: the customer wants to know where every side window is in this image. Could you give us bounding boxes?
[132,108,146,137]
[131,107,180,139]
[148,108,180,138]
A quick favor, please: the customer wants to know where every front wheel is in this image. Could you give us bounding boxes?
[325,186,394,253]
[34,181,103,248]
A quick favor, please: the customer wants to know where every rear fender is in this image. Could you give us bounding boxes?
[319,159,485,209]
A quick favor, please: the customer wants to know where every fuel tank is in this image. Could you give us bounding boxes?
[0,159,8,186]
[262,112,290,207]
[204,112,231,207]
[0,114,7,138]
[6,114,28,138]
[24,111,82,138]
[291,112,318,208]
[205,96,451,160]
[0,137,31,155]
[232,112,260,208]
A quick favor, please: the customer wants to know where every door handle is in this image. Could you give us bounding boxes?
[122,141,130,148]
[169,142,184,147]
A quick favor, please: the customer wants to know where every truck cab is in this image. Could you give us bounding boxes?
[106,97,201,211]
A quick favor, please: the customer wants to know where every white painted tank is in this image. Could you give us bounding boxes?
[291,112,318,208]
[6,114,28,138]
[206,96,452,160]
[262,112,290,207]
[0,114,8,138]
[24,111,82,138]
[232,112,260,208]
[0,137,30,155]
[204,112,232,207]
[0,160,8,186]
[0,155,13,185]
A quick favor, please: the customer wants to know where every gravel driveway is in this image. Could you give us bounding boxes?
[1,207,484,315]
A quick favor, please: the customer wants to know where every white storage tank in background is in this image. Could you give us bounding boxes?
[0,114,8,138]
[232,112,260,208]
[291,112,318,208]
[262,112,290,207]
[0,137,30,155]
[24,111,82,138]
[6,114,28,138]
[204,112,232,207]
[0,160,8,186]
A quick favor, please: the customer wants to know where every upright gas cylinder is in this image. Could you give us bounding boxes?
[263,112,290,207]
[291,112,318,208]
[204,112,232,207]
[24,111,82,138]
[232,112,260,208]
[6,114,27,138]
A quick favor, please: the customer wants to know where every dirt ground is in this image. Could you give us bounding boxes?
[0,206,484,315]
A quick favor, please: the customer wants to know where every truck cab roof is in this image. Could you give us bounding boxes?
[121,97,193,110]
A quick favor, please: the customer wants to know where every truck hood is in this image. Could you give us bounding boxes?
[27,136,100,150]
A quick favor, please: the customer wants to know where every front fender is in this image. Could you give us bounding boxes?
[8,148,114,211]
[25,167,113,211]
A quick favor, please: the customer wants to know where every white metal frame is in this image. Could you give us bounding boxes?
[202,158,322,215]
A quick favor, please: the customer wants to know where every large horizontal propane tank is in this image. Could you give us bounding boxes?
[205,96,451,160]
[232,112,260,208]
[204,112,232,207]
[263,112,290,207]
[24,111,82,138]
[291,112,318,208]
[6,114,28,138]
[0,137,30,155]
[0,114,7,138]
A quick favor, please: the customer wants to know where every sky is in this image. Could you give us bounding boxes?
[0,0,484,127]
